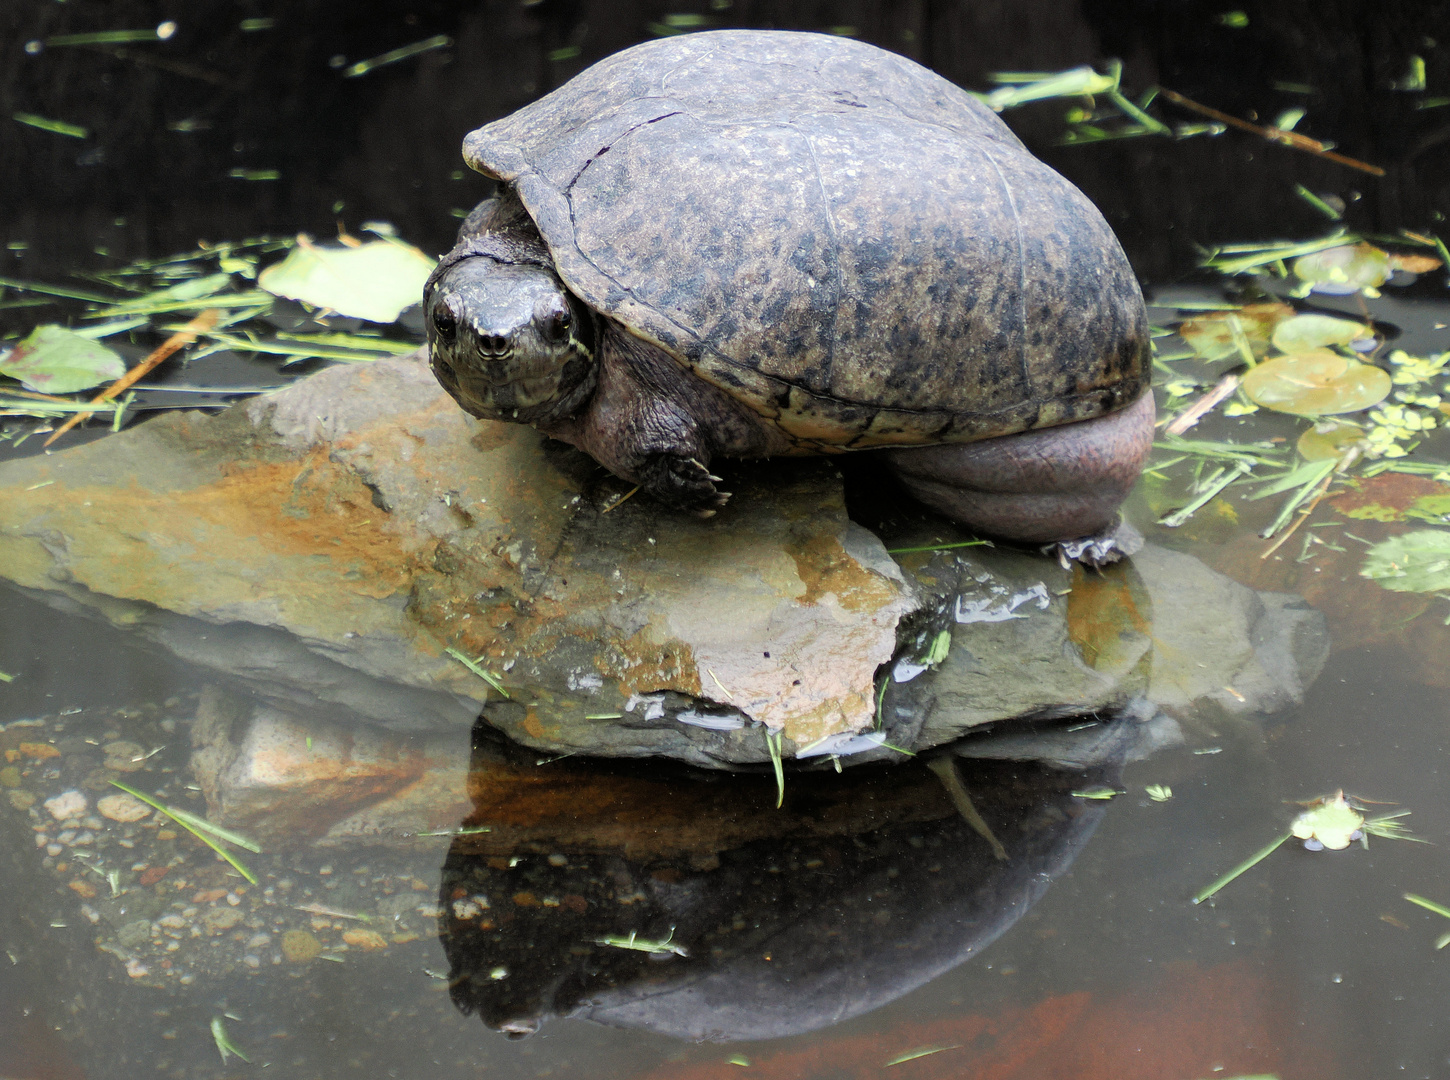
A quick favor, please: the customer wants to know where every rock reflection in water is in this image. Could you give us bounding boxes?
[438,723,1130,1042]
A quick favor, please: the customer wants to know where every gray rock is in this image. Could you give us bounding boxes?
[0,349,1327,784]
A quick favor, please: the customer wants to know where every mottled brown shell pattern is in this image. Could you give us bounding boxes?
[463,30,1149,450]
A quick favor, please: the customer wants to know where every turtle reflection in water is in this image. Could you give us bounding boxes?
[437,722,1132,1042]
[425,30,1154,563]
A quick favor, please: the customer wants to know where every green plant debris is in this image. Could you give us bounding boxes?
[277,331,417,354]
[1193,833,1290,904]
[1292,243,1393,296]
[1294,184,1343,220]
[924,629,951,666]
[1071,785,1124,800]
[257,239,434,322]
[1288,792,1424,851]
[1404,892,1450,922]
[1241,351,1391,415]
[1202,233,1355,276]
[1146,784,1173,801]
[108,780,258,884]
[1177,303,1291,361]
[202,332,399,365]
[885,1045,962,1067]
[413,825,492,837]
[13,112,88,139]
[342,35,452,77]
[595,928,688,957]
[1158,460,1253,527]
[0,671,14,683]
[444,647,510,698]
[979,65,1118,111]
[726,1055,751,1066]
[228,168,280,181]
[765,728,785,808]
[1270,313,1372,353]
[47,27,174,46]
[1361,531,1450,593]
[926,757,1007,860]
[885,539,990,554]
[210,1016,250,1065]
[160,804,261,853]
[0,325,125,393]
[75,316,151,339]
[0,276,119,304]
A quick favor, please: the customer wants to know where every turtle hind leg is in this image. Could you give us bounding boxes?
[881,391,1155,564]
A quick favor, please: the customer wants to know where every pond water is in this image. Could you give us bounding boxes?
[5,2,1450,1078]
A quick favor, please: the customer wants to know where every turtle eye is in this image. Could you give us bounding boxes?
[541,306,572,344]
[432,303,458,340]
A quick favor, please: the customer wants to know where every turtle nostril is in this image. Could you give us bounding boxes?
[478,334,510,358]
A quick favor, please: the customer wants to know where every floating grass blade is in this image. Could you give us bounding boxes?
[108,780,258,884]
[885,1045,962,1066]
[885,539,989,554]
[161,804,261,852]
[444,647,510,698]
[0,276,120,304]
[595,928,688,957]
[765,729,785,808]
[1404,892,1450,920]
[1192,832,1290,904]
[1158,460,1253,527]
[210,1017,250,1064]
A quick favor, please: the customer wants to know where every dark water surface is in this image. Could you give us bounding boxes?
[6,2,1450,1078]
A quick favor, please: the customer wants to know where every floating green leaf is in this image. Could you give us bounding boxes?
[1297,421,1365,462]
[1360,529,1450,592]
[1241,349,1391,415]
[258,240,434,323]
[1177,302,1293,362]
[0,325,125,393]
[1292,243,1392,295]
[1270,313,1373,353]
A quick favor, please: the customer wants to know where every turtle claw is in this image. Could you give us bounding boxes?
[639,452,728,513]
[1048,518,1144,569]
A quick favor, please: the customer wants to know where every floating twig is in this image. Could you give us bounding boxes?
[1158,88,1385,176]
[44,308,219,446]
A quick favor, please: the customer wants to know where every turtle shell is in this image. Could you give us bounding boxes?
[463,30,1149,451]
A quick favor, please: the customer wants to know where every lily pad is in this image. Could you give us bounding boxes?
[258,239,434,323]
[1271,313,1373,354]
[1297,421,1365,461]
[0,324,125,393]
[1360,529,1450,592]
[1292,243,1392,295]
[1177,302,1293,362]
[1241,349,1391,415]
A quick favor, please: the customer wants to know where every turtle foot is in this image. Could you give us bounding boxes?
[1049,517,1144,570]
[638,453,729,514]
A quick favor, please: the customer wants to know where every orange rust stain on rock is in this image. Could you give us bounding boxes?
[1066,561,1148,670]
[785,531,898,611]
[606,628,703,698]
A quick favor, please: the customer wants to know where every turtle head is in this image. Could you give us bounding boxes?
[426,255,597,425]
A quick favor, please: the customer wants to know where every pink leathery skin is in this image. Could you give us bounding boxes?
[881,392,1156,544]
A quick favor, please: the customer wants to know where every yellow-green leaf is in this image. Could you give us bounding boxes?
[258,239,434,323]
[0,324,125,393]
[1241,349,1391,415]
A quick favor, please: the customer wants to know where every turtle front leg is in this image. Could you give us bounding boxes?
[881,392,1155,565]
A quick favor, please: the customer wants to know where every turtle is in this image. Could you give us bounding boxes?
[424,29,1154,558]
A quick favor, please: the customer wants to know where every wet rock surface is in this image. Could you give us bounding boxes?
[0,351,1327,775]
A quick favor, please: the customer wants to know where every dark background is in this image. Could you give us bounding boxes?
[2,0,1449,285]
